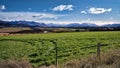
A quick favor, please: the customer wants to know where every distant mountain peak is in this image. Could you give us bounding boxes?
[0,20,120,28]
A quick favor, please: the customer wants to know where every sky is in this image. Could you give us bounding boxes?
[0,0,120,25]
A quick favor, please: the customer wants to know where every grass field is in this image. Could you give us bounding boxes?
[0,31,120,67]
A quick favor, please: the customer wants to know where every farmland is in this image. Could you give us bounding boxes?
[0,31,120,67]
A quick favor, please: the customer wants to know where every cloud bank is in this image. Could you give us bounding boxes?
[0,12,62,21]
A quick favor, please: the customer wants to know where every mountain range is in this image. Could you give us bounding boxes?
[0,20,120,28]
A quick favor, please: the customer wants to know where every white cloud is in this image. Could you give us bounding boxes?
[80,20,117,26]
[107,8,112,12]
[81,7,112,14]
[0,12,63,21]
[81,11,87,14]
[52,5,73,11]
[110,17,113,20]
[0,5,6,10]
[28,8,32,10]
[43,9,46,11]
[87,18,91,21]
[38,20,74,24]
[118,14,120,16]
[88,8,112,14]
[30,19,119,25]
[41,20,119,26]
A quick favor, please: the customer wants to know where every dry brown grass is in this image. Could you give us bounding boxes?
[0,60,32,68]
[63,49,120,68]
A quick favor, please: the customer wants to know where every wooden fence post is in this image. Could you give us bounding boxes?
[51,40,58,68]
[97,43,101,59]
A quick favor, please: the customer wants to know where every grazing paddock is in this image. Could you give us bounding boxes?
[0,31,120,67]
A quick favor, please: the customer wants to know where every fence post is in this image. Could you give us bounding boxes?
[51,40,58,68]
[97,43,101,59]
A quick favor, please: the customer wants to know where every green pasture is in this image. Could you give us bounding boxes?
[0,31,120,67]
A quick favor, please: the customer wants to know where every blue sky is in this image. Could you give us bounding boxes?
[0,0,120,25]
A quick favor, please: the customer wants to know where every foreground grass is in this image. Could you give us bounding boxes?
[0,49,120,68]
[0,31,120,67]
[62,49,120,68]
